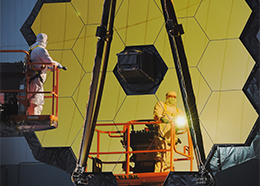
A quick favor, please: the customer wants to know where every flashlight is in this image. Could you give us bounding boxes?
[176,117,186,127]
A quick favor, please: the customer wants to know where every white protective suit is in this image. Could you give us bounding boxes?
[28,33,62,115]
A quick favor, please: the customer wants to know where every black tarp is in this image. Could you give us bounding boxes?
[23,132,77,174]
[163,172,213,186]
[75,172,118,186]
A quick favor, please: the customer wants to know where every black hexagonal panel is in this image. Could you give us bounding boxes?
[243,63,259,114]
[240,0,259,64]
[20,0,71,46]
[113,45,168,95]
[241,0,259,114]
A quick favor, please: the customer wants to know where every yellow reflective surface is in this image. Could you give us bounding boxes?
[198,39,255,91]
[195,0,251,40]
[200,91,257,145]
[32,3,84,49]
[30,0,257,173]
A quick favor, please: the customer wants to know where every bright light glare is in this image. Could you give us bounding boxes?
[176,117,186,126]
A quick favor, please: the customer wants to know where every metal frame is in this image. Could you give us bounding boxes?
[87,120,194,185]
[0,50,59,122]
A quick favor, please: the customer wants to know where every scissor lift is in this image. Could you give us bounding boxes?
[0,50,59,132]
[87,120,194,186]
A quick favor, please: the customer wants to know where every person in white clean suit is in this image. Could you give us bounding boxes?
[27,33,67,115]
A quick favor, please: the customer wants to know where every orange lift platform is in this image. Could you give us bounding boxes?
[0,50,59,132]
[87,120,194,186]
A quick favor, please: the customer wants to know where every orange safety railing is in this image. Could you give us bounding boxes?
[0,50,59,117]
[88,120,194,185]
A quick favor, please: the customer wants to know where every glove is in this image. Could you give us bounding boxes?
[57,63,63,69]
[175,138,182,145]
[161,117,169,123]
[57,63,67,71]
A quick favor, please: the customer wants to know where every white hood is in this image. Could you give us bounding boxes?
[31,33,48,48]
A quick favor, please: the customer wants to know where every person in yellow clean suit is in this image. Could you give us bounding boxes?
[153,91,187,172]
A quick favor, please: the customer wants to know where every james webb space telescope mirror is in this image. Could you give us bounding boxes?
[113,45,168,95]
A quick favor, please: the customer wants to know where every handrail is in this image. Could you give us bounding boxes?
[0,50,59,117]
[89,120,194,177]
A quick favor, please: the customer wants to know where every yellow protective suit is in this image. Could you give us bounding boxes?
[153,91,186,172]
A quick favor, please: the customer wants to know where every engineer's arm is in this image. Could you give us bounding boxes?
[39,48,67,70]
